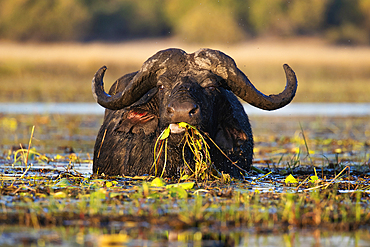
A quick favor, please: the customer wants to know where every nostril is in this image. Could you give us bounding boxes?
[167,101,199,121]
[189,105,199,117]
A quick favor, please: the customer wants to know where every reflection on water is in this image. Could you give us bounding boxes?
[0,102,104,115]
[0,162,92,177]
[1,102,370,116]
[244,103,370,116]
[0,226,369,247]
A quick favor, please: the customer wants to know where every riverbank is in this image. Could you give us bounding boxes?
[1,38,370,102]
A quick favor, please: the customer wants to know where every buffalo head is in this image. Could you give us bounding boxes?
[92,48,297,178]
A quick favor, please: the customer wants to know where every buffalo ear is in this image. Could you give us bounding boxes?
[115,110,158,135]
[114,86,159,135]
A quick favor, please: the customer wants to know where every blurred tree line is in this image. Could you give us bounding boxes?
[1,0,370,45]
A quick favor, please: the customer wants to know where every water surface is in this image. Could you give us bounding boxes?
[1,102,370,116]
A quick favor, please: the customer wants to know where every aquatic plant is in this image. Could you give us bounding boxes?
[152,122,217,180]
[1,114,370,245]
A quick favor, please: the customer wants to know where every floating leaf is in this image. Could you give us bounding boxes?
[109,192,123,198]
[166,182,194,190]
[151,177,166,187]
[310,167,319,183]
[168,187,188,198]
[310,175,319,183]
[53,191,67,198]
[54,154,64,160]
[54,178,72,188]
[285,174,298,184]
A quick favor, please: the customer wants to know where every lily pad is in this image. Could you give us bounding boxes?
[285,174,298,184]
[54,178,72,188]
[151,177,166,187]
[166,182,195,190]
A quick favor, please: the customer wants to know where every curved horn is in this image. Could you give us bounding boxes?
[92,65,155,110]
[194,49,297,110]
[92,49,187,110]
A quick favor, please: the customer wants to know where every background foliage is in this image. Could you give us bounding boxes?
[1,0,370,44]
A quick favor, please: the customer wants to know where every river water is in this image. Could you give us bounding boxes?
[1,102,370,116]
[1,103,370,246]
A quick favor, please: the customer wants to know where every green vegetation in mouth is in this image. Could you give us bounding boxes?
[152,122,257,181]
[152,122,217,180]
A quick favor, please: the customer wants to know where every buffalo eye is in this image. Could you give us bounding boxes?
[201,78,218,90]
[158,85,165,90]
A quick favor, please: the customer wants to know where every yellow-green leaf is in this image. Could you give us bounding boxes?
[196,139,202,150]
[160,126,170,140]
[310,167,319,182]
[54,178,71,188]
[109,192,122,198]
[54,154,64,160]
[178,122,188,128]
[285,174,298,184]
[168,187,188,198]
[166,182,194,190]
[310,175,319,183]
[151,177,166,187]
[53,191,67,198]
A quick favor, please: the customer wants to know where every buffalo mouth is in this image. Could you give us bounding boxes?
[169,123,186,134]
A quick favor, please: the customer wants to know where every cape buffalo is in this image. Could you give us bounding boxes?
[92,48,297,178]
